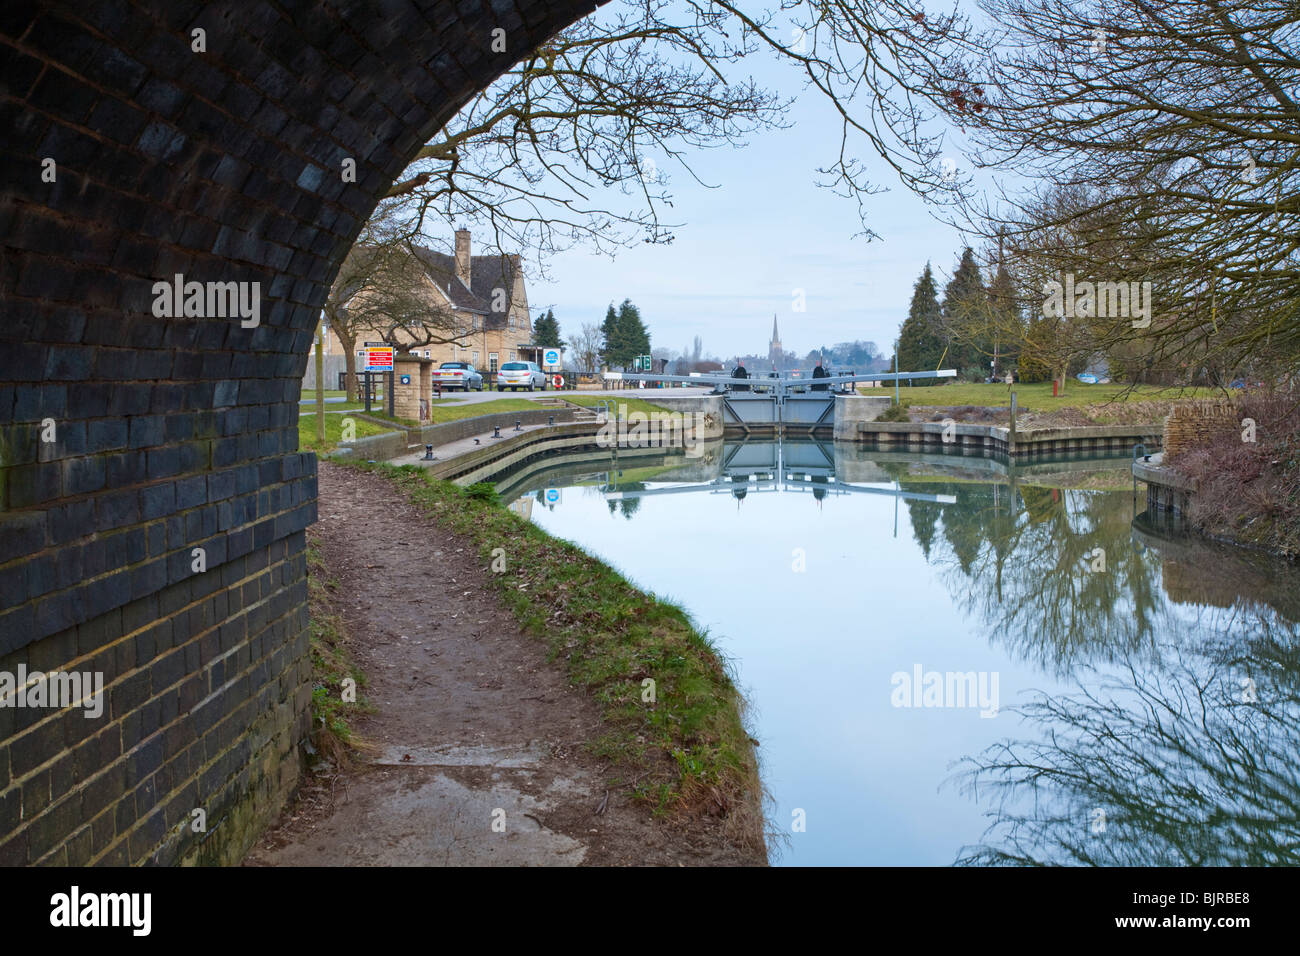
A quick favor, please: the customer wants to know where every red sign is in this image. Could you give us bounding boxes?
[363,346,394,372]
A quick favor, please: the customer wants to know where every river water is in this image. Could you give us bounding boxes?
[491,438,1300,866]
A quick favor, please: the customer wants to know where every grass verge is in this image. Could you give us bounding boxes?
[565,395,672,417]
[299,412,396,454]
[426,398,544,422]
[305,530,369,764]
[883,381,1215,411]
[353,460,766,855]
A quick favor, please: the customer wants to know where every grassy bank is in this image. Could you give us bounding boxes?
[298,413,397,454]
[305,531,368,763]
[565,395,671,417]
[426,398,542,422]
[354,460,766,853]
[878,381,1214,411]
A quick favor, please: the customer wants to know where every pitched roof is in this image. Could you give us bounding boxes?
[408,243,524,331]
[410,246,487,313]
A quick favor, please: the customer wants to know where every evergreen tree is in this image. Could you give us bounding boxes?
[532,309,564,348]
[615,298,650,369]
[599,303,621,369]
[940,247,990,376]
[896,263,944,386]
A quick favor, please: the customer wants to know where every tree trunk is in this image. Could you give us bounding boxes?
[335,328,358,400]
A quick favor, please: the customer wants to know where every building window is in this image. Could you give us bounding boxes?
[472,351,479,364]
[489,353,498,373]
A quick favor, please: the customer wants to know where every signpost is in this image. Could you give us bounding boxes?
[362,342,395,415]
[542,348,562,372]
[362,343,395,373]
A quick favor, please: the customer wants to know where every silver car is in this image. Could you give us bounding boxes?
[497,360,547,391]
[435,362,483,391]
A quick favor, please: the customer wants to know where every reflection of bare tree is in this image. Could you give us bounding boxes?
[909,481,1168,674]
[952,627,1300,866]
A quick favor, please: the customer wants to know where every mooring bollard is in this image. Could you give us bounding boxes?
[422,444,435,461]
[492,425,502,439]
[548,415,554,425]
[514,420,522,431]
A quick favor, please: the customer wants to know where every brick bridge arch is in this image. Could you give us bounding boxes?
[1,0,603,865]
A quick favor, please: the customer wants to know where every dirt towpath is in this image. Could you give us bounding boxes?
[245,462,758,866]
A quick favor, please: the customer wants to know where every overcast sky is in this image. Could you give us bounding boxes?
[524,17,977,363]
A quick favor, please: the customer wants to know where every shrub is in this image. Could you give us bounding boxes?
[877,402,910,422]
[463,481,501,505]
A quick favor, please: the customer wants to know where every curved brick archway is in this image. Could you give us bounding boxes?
[0,0,602,865]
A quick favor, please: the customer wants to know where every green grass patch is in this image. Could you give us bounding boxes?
[299,413,397,454]
[350,461,764,850]
[305,531,369,764]
[426,398,543,423]
[889,381,1215,411]
[566,395,672,417]
[298,412,397,454]
[299,390,349,402]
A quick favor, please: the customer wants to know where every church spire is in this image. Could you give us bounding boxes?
[771,313,779,343]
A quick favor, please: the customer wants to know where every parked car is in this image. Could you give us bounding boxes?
[497,361,547,391]
[435,362,483,391]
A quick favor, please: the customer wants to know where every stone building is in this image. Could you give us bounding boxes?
[309,228,538,389]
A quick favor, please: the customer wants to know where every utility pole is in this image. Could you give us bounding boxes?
[893,339,901,405]
[315,320,326,443]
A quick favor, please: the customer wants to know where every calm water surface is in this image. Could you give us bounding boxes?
[492,439,1300,866]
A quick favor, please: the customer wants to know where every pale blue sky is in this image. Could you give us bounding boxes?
[525,14,978,363]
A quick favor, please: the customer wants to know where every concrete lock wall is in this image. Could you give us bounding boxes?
[0,0,604,866]
[833,394,892,440]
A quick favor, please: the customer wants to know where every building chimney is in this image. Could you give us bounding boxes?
[455,228,471,289]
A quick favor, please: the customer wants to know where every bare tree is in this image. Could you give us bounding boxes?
[324,209,467,398]
[572,321,605,373]
[918,0,1300,377]
[382,0,788,264]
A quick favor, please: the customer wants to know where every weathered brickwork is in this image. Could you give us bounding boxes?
[1,0,602,864]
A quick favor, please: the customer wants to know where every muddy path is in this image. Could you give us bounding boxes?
[244,462,760,866]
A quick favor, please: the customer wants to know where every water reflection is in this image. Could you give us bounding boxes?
[945,516,1300,866]
[487,437,1300,865]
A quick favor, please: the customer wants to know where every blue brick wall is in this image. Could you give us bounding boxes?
[0,0,602,865]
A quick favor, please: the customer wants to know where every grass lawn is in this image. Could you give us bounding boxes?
[426,398,546,423]
[299,389,349,402]
[877,381,1216,410]
[565,395,670,417]
[298,412,397,454]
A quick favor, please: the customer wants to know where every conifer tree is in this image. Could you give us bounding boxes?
[897,263,944,386]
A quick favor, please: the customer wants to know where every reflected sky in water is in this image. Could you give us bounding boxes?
[494,439,1300,866]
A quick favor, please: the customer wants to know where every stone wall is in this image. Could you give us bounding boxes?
[1163,400,1239,458]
